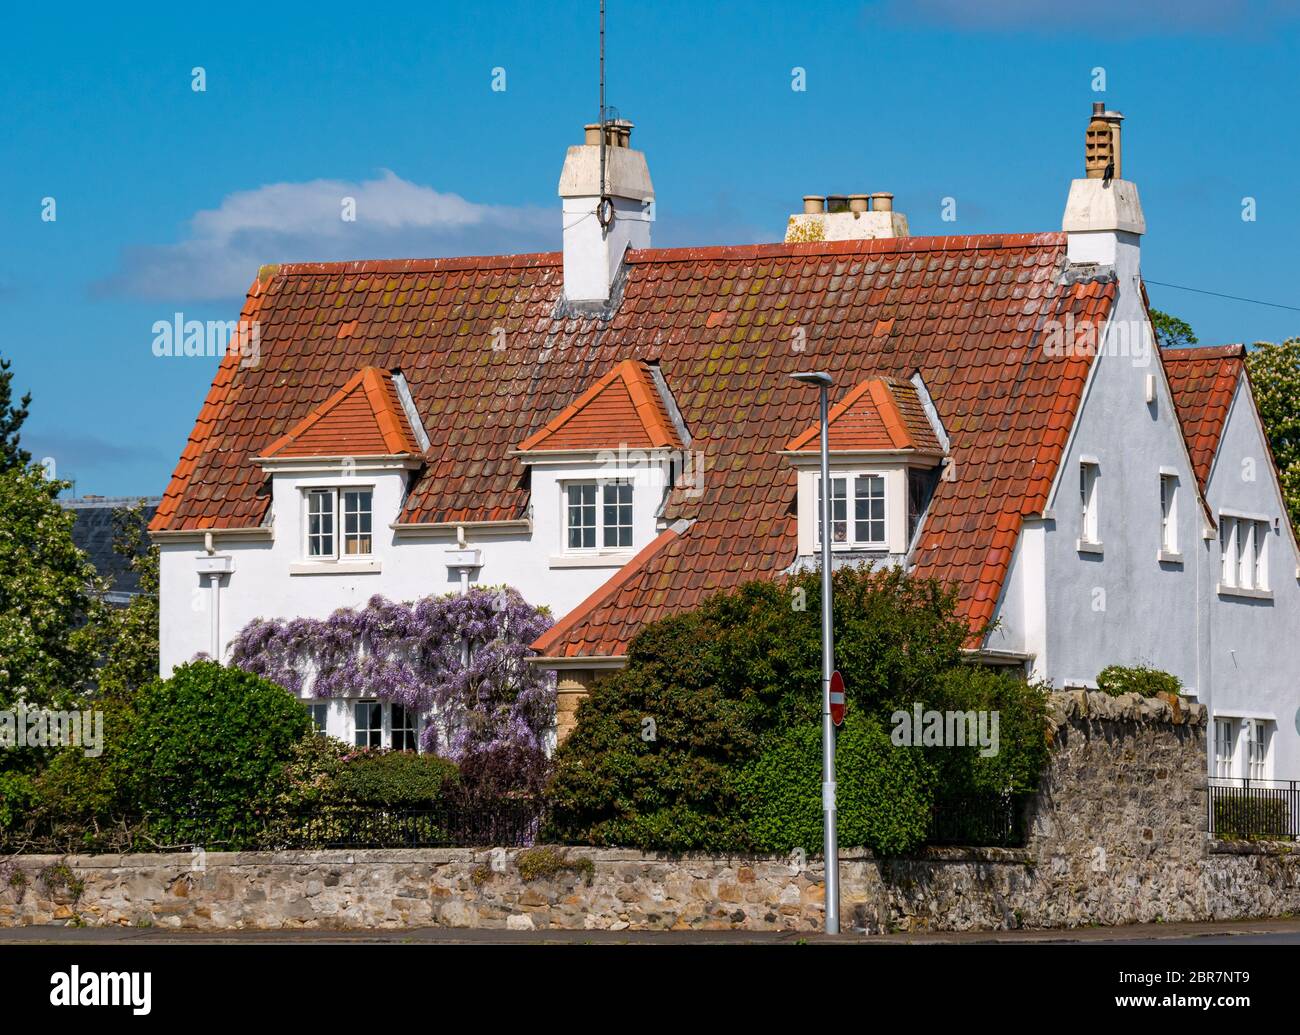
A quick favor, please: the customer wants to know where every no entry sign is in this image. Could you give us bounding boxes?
[829,670,845,726]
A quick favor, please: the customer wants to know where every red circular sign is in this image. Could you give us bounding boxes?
[829,670,846,727]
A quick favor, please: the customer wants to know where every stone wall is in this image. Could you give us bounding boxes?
[3,691,1298,932]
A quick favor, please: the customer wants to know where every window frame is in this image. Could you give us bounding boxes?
[816,470,890,551]
[303,485,375,562]
[1219,514,1270,593]
[1245,719,1270,781]
[1159,473,1179,556]
[352,700,421,751]
[562,479,635,554]
[1079,461,1101,546]
[1214,718,1236,778]
[306,701,330,736]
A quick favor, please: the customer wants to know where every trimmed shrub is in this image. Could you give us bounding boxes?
[1096,664,1182,699]
[739,710,934,856]
[121,661,312,843]
[923,667,1051,795]
[328,750,460,809]
[546,566,981,852]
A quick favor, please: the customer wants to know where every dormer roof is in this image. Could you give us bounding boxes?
[784,376,944,456]
[258,366,423,460]
[515,358,683,455]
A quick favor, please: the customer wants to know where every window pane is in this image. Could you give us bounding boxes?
[308,491,335,557]
[1237,519,1252,588]
[602,482,633,548]
[307,702,328,735]
[817,478,848,546]
[567,484,597,549]
[1220,518,1234,585]
[854,475,885,545]
[343,490,373,555]
[354,701,382,748]
[1254,522,1267,589]
[391,704,418,752]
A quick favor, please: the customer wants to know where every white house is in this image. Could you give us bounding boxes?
[151,102,1300,777]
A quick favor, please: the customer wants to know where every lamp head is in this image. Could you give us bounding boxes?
[789,371,833,388]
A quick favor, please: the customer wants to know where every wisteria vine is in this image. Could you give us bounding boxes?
[228,588,555,757]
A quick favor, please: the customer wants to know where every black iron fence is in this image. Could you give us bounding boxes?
[1208,778,1300,841]
[928,793,1030,848]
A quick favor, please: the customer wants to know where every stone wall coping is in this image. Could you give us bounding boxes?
[1047,688,1206,728]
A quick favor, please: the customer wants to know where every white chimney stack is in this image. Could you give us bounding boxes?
[784,191,908,243]
[558,119,654,305]
[1063,102,1145,277]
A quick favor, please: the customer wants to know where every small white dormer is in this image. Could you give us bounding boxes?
[510,359,687,569]
[253,366,426,575]
[782,375,946,557]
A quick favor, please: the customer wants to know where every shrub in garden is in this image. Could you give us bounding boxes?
[922,666,1051,796]
[1096,664,1182,699]
[121,661,311,843]
[327,751,460,809]
[1213,794,1290,841]
[546,566,990,852]
[739,710,934,856]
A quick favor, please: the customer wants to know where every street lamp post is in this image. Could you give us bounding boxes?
[789,370,839,935]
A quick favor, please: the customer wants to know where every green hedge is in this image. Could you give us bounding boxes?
[738,711,933,856]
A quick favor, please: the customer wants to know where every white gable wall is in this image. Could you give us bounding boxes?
[1201,376,1300,778]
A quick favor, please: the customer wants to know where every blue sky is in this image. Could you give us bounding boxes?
[3,0,1298,496]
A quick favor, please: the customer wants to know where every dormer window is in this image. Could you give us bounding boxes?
[253,366,426,576]
[512,359,687,569]
[785,376,947,558]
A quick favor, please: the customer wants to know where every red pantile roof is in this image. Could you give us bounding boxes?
[152,233,1117,653]
[516,358,682,453]
[785,376,943,455]
[259,366,422,460]
[1162,345,1245,492]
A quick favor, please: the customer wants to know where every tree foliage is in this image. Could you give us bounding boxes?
[1246,337,1300,529]
[91,499,160,701]
[545,566,1041,854]
[1150,309,1198,350]
[0,354,31,473]
[0,465,104,709]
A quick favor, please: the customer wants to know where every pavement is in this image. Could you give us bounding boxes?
[2,916,1299,944]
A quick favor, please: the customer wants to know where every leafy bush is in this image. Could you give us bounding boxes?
[457,742,549,801]
[328,750,460,809]
[546,566,994,852]
[1213,794,1291,841]
[0,771,37,829]
[30,702,134,822]
[1096,665,1182,699]
[121,661,312,843]
[739,711,934,856]
[923,667,1051,795]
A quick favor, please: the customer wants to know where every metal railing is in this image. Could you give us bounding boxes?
[1208,778,1300,841]
[927,793,1030,848]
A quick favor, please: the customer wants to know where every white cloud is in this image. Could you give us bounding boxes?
[94,171,555,302]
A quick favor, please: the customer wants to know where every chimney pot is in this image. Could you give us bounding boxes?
[848,194,870,214]
[827,194,850,214]
[584,123,602,146]
[1085,104,1124,180]
[870,192,894,212]
[802,195,826,215]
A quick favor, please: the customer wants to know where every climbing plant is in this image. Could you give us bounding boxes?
[228,588,554,758]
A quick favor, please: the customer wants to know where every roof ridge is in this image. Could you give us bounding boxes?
[1162,344,1247,361]
[628,232,1066,265]
[274,252,563,278]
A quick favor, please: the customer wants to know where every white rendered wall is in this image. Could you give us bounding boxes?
[1200,377,1300,779]
[158,458,670,683]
